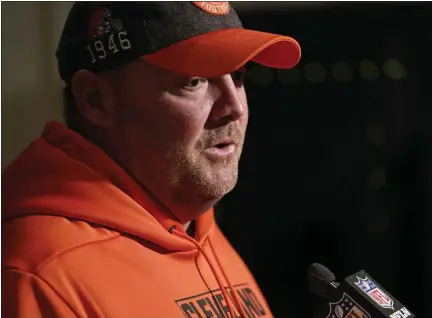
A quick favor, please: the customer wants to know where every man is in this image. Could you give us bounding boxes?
[2,2,300,317]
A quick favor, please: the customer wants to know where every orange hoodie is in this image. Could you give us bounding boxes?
[2,121,272,318]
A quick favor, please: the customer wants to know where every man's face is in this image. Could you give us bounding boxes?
[104,61,249,221]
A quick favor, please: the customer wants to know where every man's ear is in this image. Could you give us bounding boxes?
[71,70,116,127]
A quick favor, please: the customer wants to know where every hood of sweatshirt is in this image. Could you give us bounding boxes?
[3,121,272,318]
[2,121,215,252]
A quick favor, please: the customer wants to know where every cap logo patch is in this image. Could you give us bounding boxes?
[193,2,230,15]
[86,7,131,65]
[88,7,123,38]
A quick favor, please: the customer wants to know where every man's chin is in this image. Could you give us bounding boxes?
[171,173,238,223]
[196,173,238,201]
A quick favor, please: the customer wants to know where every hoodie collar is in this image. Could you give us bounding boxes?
[3,121,215,250]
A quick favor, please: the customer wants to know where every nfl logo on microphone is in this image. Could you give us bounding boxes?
[354,276,394,310]
[326,293,371,318]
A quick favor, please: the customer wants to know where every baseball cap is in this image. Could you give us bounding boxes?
[56,1,301,84]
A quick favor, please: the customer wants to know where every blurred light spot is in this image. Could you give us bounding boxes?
[366,124,385,147]
[370,210,390,233]
[359,60,379,81]
[277,67,301,85]
[368,168,387,190]
[246,64,274,86]
[383,58,406,80]
[332,61,353,82]
[303,62,326,83]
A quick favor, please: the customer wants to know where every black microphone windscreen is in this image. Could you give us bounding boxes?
[307,263,339,301]
[308,263,336,284]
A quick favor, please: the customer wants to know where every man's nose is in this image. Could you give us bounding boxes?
[208,74,247,125]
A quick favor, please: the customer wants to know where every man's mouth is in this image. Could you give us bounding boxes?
[205,141,236,158]
[214,142,231,149]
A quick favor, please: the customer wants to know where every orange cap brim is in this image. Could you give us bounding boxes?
[141,28,301,78]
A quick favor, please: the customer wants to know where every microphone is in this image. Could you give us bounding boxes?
[307,263,415,318]
[307,263,340,301]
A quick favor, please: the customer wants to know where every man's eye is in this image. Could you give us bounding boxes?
[186,78,206,88]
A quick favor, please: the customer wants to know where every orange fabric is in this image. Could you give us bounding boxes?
[2,121,273,318]
[192,2,230,15]
[142,28,301,78]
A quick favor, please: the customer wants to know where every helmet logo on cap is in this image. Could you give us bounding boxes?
[88,7,123,38]
[193,2,230,15]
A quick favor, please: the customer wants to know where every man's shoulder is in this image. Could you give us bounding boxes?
[2,214,119,273]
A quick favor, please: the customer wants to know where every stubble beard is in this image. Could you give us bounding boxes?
[163,138,244,209]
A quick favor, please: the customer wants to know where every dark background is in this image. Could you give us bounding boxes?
[217,2,431,317]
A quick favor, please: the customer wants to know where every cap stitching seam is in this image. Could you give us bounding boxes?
[142,19,156,50]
